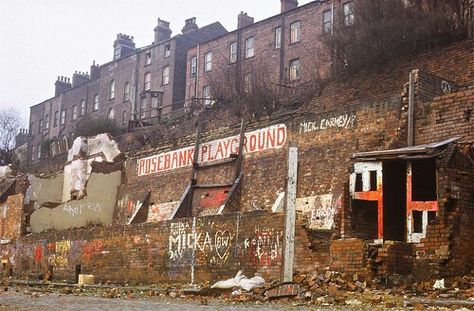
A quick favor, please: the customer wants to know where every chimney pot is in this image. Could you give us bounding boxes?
[238,12,254,29]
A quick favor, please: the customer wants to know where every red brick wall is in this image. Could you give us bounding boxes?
[1,212,311,284]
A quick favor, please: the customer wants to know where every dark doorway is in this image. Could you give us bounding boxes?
[383,160,407,241]
[353,200,378,240]
[75,264,81,283]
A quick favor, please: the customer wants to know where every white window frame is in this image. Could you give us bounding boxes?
[109,80,116,99]
[144,72,151,91]
[323,10,332,34]
[275,27,282,49]
[145,52,152,66]
[245,37,254,58]
[124,82,130,101]
[164,45,171,58]
[229,42,237,63]
[72,105,77,120]
[162,66,170,85]
[343,2,355,26]
[60,110,66,125]
[80,99,86,116]
[93,94,99,111]
[203,85,212,106]
[290,21,301,43]
[289,58,300,81]
[204,52,212,72]
[191,56,197,76]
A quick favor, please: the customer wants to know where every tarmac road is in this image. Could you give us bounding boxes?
[0,291,377,311]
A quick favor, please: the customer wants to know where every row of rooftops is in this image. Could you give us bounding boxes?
[32,0,330,108]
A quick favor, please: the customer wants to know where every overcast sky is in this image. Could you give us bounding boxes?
[0,0,312,126]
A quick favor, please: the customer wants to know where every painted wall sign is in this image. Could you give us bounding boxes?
[299,113,356,134]
[296,194,342,230]
[137,124,287,176]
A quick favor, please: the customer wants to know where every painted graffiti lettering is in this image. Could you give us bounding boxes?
[62,202,103,217]
[243,227,283,266]
[138,124,287,176]
[299,114,356,134]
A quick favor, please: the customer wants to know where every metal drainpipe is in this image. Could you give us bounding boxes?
[407,70,416,146]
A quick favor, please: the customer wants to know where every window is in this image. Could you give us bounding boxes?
[124,82,130,101]
[204,52,212,72]
[39,119,44,134]
[93,94,99,111]
[107,108,115,120]
[343,2,354,26]
[31,145,36,160]
[275,27,282,49]
[72,105,77,120]
[145,52,152,66]
[162,66,170,85]
[44,114,49,131]
[122,111,127,124]
[109,80,115,99]
[202,85,212,106]
[323,10,332,34]
[151,94,159,117]
[164,44,171,58]
[140,97,146,119]
[114,46,120,60]
[37,144,41,159]
[144,72,151,91]
[244,73,253,93]
[54,111,59,127]
[60,110,66,125]
[80,100,86,116]
[289,58,300,81]
[229,42,237,63]
[190,56,197,76]
[245,37,254,58]
[290,21,301,43]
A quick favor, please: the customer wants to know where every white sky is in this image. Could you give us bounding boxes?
[0,0,312,126]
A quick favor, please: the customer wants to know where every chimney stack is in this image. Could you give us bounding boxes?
[182,17,199,34]
[281,0,298,13]
[238,12,254,29]
[154,18,172,43]
[72,71,90,88]
[55,76,72,97]
[90,60,100,80]
[113,33,136,60]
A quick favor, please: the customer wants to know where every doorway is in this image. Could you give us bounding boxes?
[382,160,407,241]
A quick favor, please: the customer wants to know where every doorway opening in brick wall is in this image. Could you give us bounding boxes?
[382,160,406,241]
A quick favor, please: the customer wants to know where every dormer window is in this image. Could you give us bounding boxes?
[145,52,152,66]
[164,45,171,58]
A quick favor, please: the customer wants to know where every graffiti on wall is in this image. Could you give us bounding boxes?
[47,240,71,267]
[147,201,179,223]
[167,218,237,267]
[62,202,103,217]
[138,124,287,176]
[299,113,356,134]
[296,194,342,230]
[82,240,104,261]
[243,226,283,266]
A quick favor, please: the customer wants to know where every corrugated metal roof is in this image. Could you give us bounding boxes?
[351,137,461,161]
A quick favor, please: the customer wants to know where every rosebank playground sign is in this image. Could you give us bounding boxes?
[137,124,287,176]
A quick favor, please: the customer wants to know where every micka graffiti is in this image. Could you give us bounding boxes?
[138,124,287,176]
[296,194,342,230]
[167,218,237,267]
[299,113,356,134]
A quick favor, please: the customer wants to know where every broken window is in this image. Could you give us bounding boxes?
[411,159,437,201]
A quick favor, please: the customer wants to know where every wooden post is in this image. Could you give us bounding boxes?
[234,118,245,180]
[282,142,298,283]
[187,127,201,217]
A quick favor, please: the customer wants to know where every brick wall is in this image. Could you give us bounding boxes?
[0,194,23,240]
[0,212,317,284]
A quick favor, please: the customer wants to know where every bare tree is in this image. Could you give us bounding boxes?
[324,0,469,76]
[0,108,22,166]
